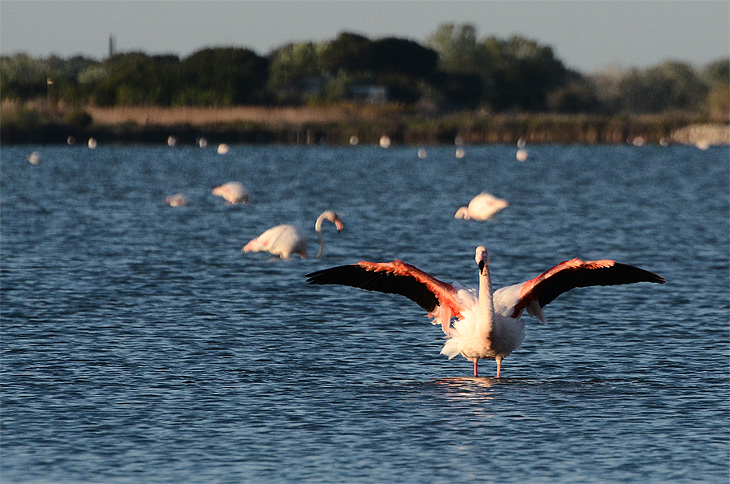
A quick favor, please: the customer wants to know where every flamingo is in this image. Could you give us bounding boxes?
[212,182,249,204]
[27,152,41,165]
[306,246,665,377]
[243,210,344,259]
[164,193,188,207]
[455,192,509,221]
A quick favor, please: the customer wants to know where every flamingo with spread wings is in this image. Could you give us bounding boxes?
[306,247,665,377]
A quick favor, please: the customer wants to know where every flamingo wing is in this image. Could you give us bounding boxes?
[496,258,666,320]
[306,260,464,332]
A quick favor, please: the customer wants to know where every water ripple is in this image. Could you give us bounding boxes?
[2,145,728,483]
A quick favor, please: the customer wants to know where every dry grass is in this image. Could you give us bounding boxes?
[4,100,726,145]
[85,104,399,126]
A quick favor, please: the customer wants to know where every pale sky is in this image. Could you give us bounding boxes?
[1,0,728,73]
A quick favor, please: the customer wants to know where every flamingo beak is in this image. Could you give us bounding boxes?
[335,220,344,232]
[478,259,485,274]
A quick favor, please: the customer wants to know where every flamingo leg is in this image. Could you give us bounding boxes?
[496,357,502,378]
[473,360,478,377]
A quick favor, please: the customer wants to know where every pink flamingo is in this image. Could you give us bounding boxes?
[164,193,188,207]
[455,192,508,221]
[307,246,665,377]
[243,210,344,259]
[212,182,249,204]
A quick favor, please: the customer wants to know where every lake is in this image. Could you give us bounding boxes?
[1,143,728,483]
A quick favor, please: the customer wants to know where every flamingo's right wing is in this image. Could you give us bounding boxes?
[493,258,666,322]
[306,260,463,332]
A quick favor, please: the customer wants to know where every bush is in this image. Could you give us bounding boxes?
[63,108,93,127]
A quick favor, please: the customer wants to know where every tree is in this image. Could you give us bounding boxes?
[426,25,571,111]
[426,23,480,74]
[268,42,322,90]
[319,32,374,75]
[371,37,438,78]
[589,66,623,114]
[703,58,729,119]
[427,71,483,108]
[704,58,729,85]
[179,47,269,105]
[0,54,50,100]
[547,73,600,113]
[618,61,708,113]
[317,33,440,103]
[483,35,569,111]
[93,53,180,106]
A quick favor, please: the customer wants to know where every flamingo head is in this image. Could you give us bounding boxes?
[331,214,344,232]
[454,207,470,219]
[475,246,490,274]
[316,210,344,232]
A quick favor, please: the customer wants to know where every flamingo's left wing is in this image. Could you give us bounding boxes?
[495,258,666,321]
[306,260,464,331]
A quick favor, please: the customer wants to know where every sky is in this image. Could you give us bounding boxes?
[1,0,728,73]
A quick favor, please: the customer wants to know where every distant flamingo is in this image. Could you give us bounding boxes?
[27,152,41,165]
[164,193,188,207]
[516,136,528,161]
[455,192,508,221]
[212,182,249,204]
[243,210,344,259]
[307,246,664,377]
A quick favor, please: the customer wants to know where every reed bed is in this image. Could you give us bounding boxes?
[85,104,401,126]
[2,100,727,146]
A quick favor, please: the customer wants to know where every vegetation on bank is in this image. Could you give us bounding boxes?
[1,23,728,145]
[3,101,727,146]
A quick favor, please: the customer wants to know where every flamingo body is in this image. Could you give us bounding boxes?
[212,182,249,204]
[244,211,343,259]
[164,193,188,207]
[244,224,307,259]
[27,152,41,165]
[306,247,665,377]
[455,192,508,220]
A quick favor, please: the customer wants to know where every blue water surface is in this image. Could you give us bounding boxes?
[2,143,728,483]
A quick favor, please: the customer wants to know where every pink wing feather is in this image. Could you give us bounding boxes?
[306,260,464,333]
[507,258,665,318]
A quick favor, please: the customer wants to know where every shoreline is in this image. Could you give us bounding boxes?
[2,104,728,146]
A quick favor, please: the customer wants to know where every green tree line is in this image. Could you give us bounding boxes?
[2,23,728,118]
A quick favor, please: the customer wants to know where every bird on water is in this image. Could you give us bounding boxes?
[454,192,509,221]
[244,210,344,259]
[212,181,249,204]
[306,246,665,377]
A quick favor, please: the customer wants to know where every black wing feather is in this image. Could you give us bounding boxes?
[537,262,666,308]
[306,265,440,313]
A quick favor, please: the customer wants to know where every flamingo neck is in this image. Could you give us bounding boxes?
[478,265,495,337]
[316,231,325,258]
[314,214,326,232]
[315,211,338,258]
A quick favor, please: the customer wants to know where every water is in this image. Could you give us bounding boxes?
[2,143,728,483]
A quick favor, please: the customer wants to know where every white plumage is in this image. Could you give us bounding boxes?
[455,192,509,221]
[307,246,665,377]
[243,210,344,259]
[212,181,249,204]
